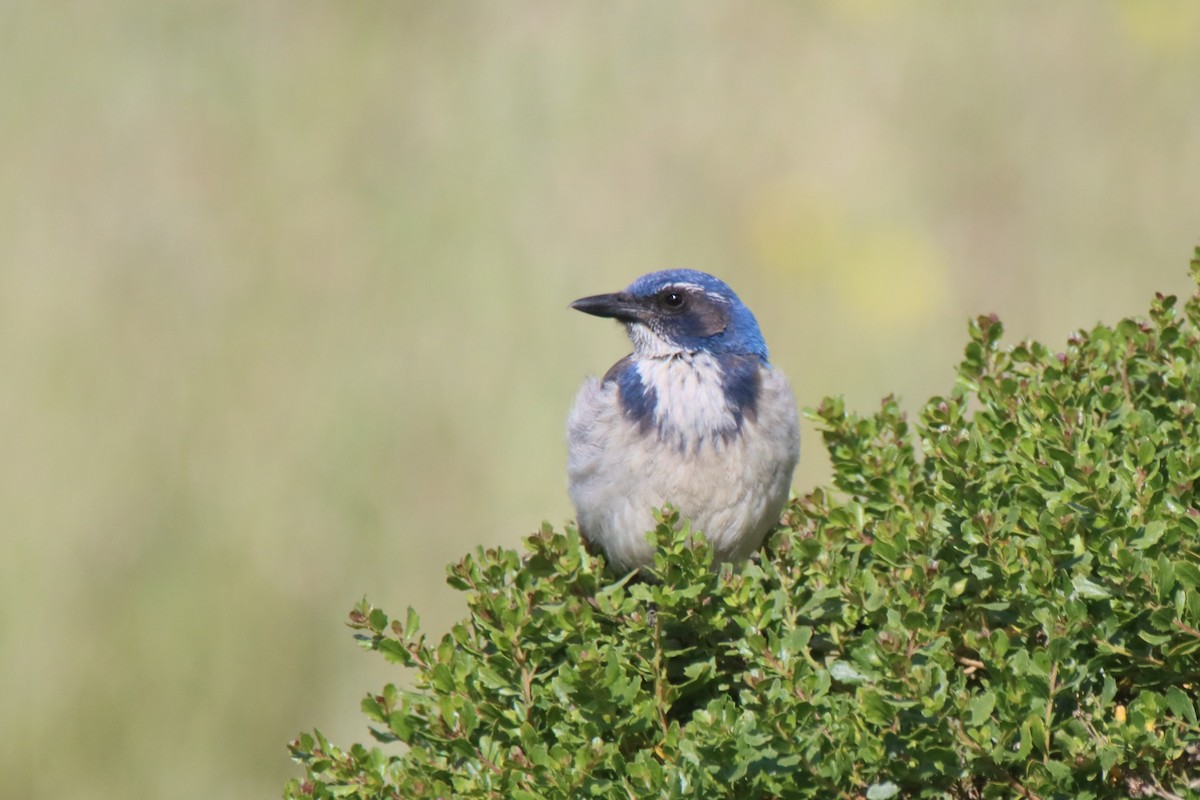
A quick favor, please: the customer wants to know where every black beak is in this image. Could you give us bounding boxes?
[570,292,647,324]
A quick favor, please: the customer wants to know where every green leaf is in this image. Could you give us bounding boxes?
[1071,574,1111,599]
[1175,561,1200,589]
[404,606,420,637]
[866,781,901,799]
[1137,438,1156,467]
[989,629,1010,657]
[967,691,996,726]
[829,661,869,684]
[1164,686,1197,724]
[1131,521,1166,550]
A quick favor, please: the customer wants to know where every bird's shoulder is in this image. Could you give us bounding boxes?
[567,354,635,430]
[601,354,636,385]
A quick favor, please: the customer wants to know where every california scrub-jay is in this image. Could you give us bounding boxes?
[567,270,800,573]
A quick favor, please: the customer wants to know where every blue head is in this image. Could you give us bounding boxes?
[571,269,769,360]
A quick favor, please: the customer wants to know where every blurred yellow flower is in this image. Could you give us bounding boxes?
[1116,0,1200,54]
[745,188,949,331]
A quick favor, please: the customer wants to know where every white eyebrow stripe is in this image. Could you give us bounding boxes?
[663,282,729,303]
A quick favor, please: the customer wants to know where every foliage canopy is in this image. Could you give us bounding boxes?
[287,252,1200,799]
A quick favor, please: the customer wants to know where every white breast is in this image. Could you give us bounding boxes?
[567,357,799,573]
[636,352,740,451]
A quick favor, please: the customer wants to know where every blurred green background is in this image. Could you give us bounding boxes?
[2,2,1198,797]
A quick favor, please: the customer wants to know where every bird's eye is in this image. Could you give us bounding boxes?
[660,290,686,309]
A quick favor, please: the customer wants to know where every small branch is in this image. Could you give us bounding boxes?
[1121,345,1134,402]
[1005,772,1044,800]
[1172,619,1200,640]
[651,607,669,737]
[1043,661,1058,759]
[957,656,986,674]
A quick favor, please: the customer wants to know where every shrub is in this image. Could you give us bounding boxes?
[286,252,1200,799]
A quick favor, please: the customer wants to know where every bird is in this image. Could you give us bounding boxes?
[567,269,800,573]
